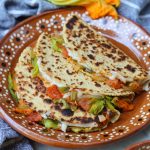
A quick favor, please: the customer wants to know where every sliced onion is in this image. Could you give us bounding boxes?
[110,110,120,123]
[143,80,150,91]
[63,92,71,98]
[98,115,106,122]
[41,113,47,119]
[61,122,68,132]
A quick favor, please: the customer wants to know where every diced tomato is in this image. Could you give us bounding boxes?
[14,100,33,115]
[116,100,134,111]
[27,111,42,122]
[106,79,124,89]
[78,97,91,111]
[62,47,69,58]
[58,44,69,58]
[47,85,63,99]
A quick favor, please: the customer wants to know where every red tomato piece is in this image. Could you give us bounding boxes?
[78,97,91,111]
[27,111,42,122]
[62,47,69,58]
[116,100,134,112]
[106,79,124,89]
[47,85,63,99]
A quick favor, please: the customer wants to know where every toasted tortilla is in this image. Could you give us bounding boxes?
[62,15,148,84]
[35,32,133,96]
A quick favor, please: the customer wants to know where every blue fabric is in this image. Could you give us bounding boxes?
[118,0,150,32]
[0,0,150,149]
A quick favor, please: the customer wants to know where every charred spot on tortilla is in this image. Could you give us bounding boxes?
[55,105,61,111]
[66,70,76,75]
[125,65,136,73]
[101,43,111,49]
[38,110,44,113]
[66,15,78,30]
[72,117,94,124]
[44,98,52,104]
[79,23,86,29]
[87,54,95,60]
[95,82,101,87]
[27,102,33,107]
[61,109,74,117]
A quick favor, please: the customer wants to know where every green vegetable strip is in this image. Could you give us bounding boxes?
[106,100,115,110]
[70,91,77,101]
[31,51,39,77]
[89,99,104,115]
[71,105,77,111]
[60,99,70,109]
[50,36,64,52]
[59,87,70,93]
[71,127,82,133]
[42,119,58,129]
[111,97,118,106]
[8,73,18,102]
[8,73,13,89]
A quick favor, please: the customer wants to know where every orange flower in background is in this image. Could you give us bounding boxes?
[84,0,119,19]
[48,0,120,19]
[105,0,120,7]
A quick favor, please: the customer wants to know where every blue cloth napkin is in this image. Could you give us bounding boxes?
[0,0,150,149]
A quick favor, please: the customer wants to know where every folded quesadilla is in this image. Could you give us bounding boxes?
[62,15,148,92]
[35,33,133,96]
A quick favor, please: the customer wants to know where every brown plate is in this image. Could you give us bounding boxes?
[0,7,150,148]
[126,140,150,150]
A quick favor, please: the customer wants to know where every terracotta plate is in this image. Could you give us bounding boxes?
[0,7,150,148]
[126,140,150,150]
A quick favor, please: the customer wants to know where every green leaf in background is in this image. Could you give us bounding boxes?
[8,73,19,102]
[43,119,58,129]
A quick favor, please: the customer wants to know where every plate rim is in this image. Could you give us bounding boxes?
[125,140,150,150]
[0,7,150,148]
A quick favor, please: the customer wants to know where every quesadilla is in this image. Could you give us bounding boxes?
[35,33,133,96]
[62,15,148,91]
